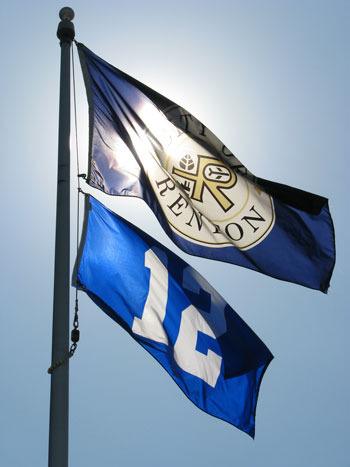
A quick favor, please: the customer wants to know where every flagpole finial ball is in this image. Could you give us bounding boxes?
[59,7,75,21]
[57,7,75,42]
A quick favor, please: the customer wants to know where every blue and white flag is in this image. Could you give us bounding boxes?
[76,196,273,437]
[78,43,335,292]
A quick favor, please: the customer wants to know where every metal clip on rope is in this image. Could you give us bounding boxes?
[48,298,80,374]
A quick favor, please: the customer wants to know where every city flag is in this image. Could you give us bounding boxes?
[75,195,273,437]
[77,43,335,292]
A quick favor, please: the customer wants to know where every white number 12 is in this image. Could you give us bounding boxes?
[132,249,224,387]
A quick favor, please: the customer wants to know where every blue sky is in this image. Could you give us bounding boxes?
[1,1,349,466]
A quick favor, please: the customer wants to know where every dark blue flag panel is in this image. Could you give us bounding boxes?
[77,43,335,291]
[76,196,273,437]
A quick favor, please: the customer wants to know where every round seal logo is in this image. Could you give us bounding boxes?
[142,112,275,251]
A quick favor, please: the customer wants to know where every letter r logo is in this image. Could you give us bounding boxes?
[172,155,237,212]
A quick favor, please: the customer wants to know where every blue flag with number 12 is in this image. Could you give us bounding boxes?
[76,195,273,437]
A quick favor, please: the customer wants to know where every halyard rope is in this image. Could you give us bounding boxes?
[48,43,81,374]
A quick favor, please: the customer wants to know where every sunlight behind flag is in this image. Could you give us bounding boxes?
[78,42,335,291]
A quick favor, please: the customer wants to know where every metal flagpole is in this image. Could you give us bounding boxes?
[48,7,75,467]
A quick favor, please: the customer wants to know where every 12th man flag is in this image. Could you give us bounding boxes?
[78,43,335,292]
[76,196,273,437]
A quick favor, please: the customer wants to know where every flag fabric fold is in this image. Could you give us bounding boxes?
[76,195,273,437]
[77,42,335,292]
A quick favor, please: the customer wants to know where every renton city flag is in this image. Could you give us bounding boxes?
[76,196,273,437]
[78,43,335,292]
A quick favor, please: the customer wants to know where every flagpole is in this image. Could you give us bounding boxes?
[49,8,75,467]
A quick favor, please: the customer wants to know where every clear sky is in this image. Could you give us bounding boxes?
[1,1,349,466]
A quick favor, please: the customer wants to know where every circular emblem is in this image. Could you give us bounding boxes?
[142,106,275,251]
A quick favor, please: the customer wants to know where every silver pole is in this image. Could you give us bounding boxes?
[48,8,75,467]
